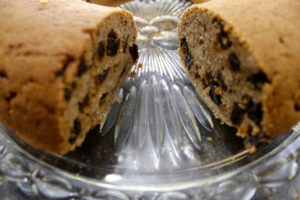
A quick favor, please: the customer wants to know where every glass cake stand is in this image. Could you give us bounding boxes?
[0,0,300,199]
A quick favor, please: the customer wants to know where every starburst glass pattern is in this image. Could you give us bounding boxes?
[99,0,221,172]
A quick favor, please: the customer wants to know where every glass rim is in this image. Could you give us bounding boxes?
[3,124,298,192]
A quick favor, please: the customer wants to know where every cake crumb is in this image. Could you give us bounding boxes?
[248,145,257,154]
[137,63,143,68]
[129,71,137,78]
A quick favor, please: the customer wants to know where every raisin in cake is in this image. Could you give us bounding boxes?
[0,0,138,154]
[178,0,300,139]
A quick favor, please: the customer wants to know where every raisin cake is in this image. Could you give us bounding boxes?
[178,0,300,139]
[0,0,138,154]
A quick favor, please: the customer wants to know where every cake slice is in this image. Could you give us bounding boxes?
[178,0,300,140]
[0,0,138,154]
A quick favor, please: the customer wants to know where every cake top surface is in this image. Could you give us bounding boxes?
[0,0,124,84]
[189,0,300,78]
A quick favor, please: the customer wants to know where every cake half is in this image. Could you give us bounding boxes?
[178,0,300,140]
[0,0,138,154]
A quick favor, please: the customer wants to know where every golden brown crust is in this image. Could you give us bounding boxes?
[0,0,137,154]
[191,0,209,3]
[179,0,300,137]
[85,0,130,6]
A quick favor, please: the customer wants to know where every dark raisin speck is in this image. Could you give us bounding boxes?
[101,93,108,100]
[0,71,7,78]
[209,85,222,105]
[77,60,88,77]
[99,93,108,105]
[64,88,72,101]
[247,100,263,124]
[55,55,74,77]
[213,19,232,49]
[97,69,109,84]
[129,44,139,62]
[107,30,120,56]
[294,103,300,111]
[202,71,212,88]
[69,118,81,144]
[194,72,201,79]
[5,92,16,102]
[71,81,77,89]
[210,79,219,87]
[212,17,222,28]
[228,53,241,71]
[218,31,232,49]
[247,126,253,135]
[217,71,227,91]
[123,36,129,53]
[98,42,105,60]
[230,103,245,125]
[78,95,89,113]
[180,37,193,70]
[248,71,270,87]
